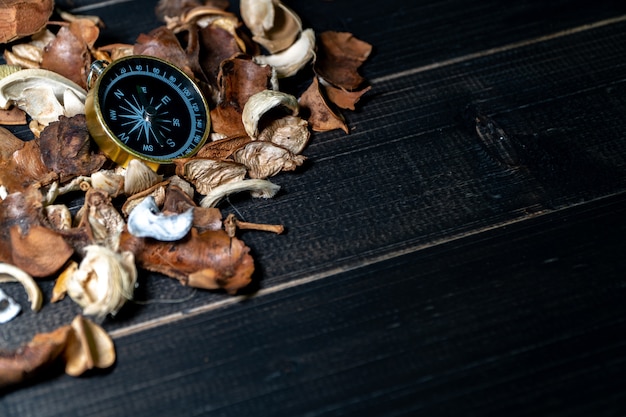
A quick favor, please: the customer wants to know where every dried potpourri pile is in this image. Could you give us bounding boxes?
[0,0,372,389]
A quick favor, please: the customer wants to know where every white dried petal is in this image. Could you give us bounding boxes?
[253,28,315,78]
[242,90,299,139]
[200,179,280,208]
[0,69,87,126]
[91,170,125,197]
[66,245,137,318]
[0,288,21,323]
[44,204,73,230]
[124,159,163,195]
[241,0,302,53]
[0,263,43,312]
[127,195,193,241]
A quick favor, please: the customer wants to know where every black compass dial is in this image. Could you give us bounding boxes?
[94,56,209,162]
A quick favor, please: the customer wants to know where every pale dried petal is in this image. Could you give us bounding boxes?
[64,315,115,377]
[233,141,306,178]
[257,115,310,154]
[0,263,42,311]
[124,159,163,195]
[200,179,280,208]
[66,245,137,318]
[242,89,298,139]
[241,0,302,53]
[253,28,315,78]
[177,158,247,195]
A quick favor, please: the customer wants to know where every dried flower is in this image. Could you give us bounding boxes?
[66,245,137,318]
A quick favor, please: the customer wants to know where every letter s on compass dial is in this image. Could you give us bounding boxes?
[85,55,210,169]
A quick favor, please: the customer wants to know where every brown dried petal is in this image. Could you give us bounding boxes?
[39,115,107,182]
[134,27,195,79]
[0,106,27,126]
[315,31,372,91]
[322,80,372,111]
[0,0,54,44]
[0,126,25,159]
[40,20,99,90]
[9,224,74,278]
[119,228,254,294]
[232,141,306,179]
[299,76,349,134]
[210,55,273,136]
[195,135,252,160]
[0,325,70,389]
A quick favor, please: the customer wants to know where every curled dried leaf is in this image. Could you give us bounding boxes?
[211,55,274,136]
[0,69,87,128]
[39,115,107,182]
[233,141,306,179]
[242,89,299,139]
[0,324,70,389]
[66,245,137,318]
[119,228,254,294]
[0,262,42,311]
[315,31,372,91]
[299,76,349,134]
[240,0,302,53]
[200,178,280,208]
[175,158,247,195]
[253,28,315,78]
[257,115,310,154]
[40,19,101,89]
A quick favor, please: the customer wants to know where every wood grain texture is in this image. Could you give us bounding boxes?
[2,194,625,416]
[1,0,626,414]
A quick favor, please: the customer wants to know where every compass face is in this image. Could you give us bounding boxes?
[93,56,209,163]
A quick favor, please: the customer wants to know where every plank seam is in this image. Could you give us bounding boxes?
[109,192,625,340]
[372,14,626,84]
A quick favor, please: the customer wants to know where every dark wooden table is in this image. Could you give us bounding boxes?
[2,0,626,415]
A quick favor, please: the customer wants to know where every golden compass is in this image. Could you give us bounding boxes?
[85,55,210,170]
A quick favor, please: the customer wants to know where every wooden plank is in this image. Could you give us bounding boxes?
[2,0,626,348]
[2,192,625,416]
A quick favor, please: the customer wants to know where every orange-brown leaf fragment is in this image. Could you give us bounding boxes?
[299,76,349,134]
[0,0,54,44]
[40,20,100,89]
[210,55,273,136]
[315,31,372,91]
[0,324,70,389]
[9,225,74,278]
[119,228,254,294]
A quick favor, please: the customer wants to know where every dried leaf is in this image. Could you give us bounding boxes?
[299,76,349,133]
[40,20,100,89]
[232,141,306,178]
[0,325,70,389]
[120,227,254,294]
[195,135,252,160]
[175,158,247,195]
[210,55,274,136]
[9,224,74,278]
[321,79,372,111]
[0,0,54,44]
[134,27,196,79]
[315,31,372,91]
[39,115,107,182]
[0,106,27,125]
